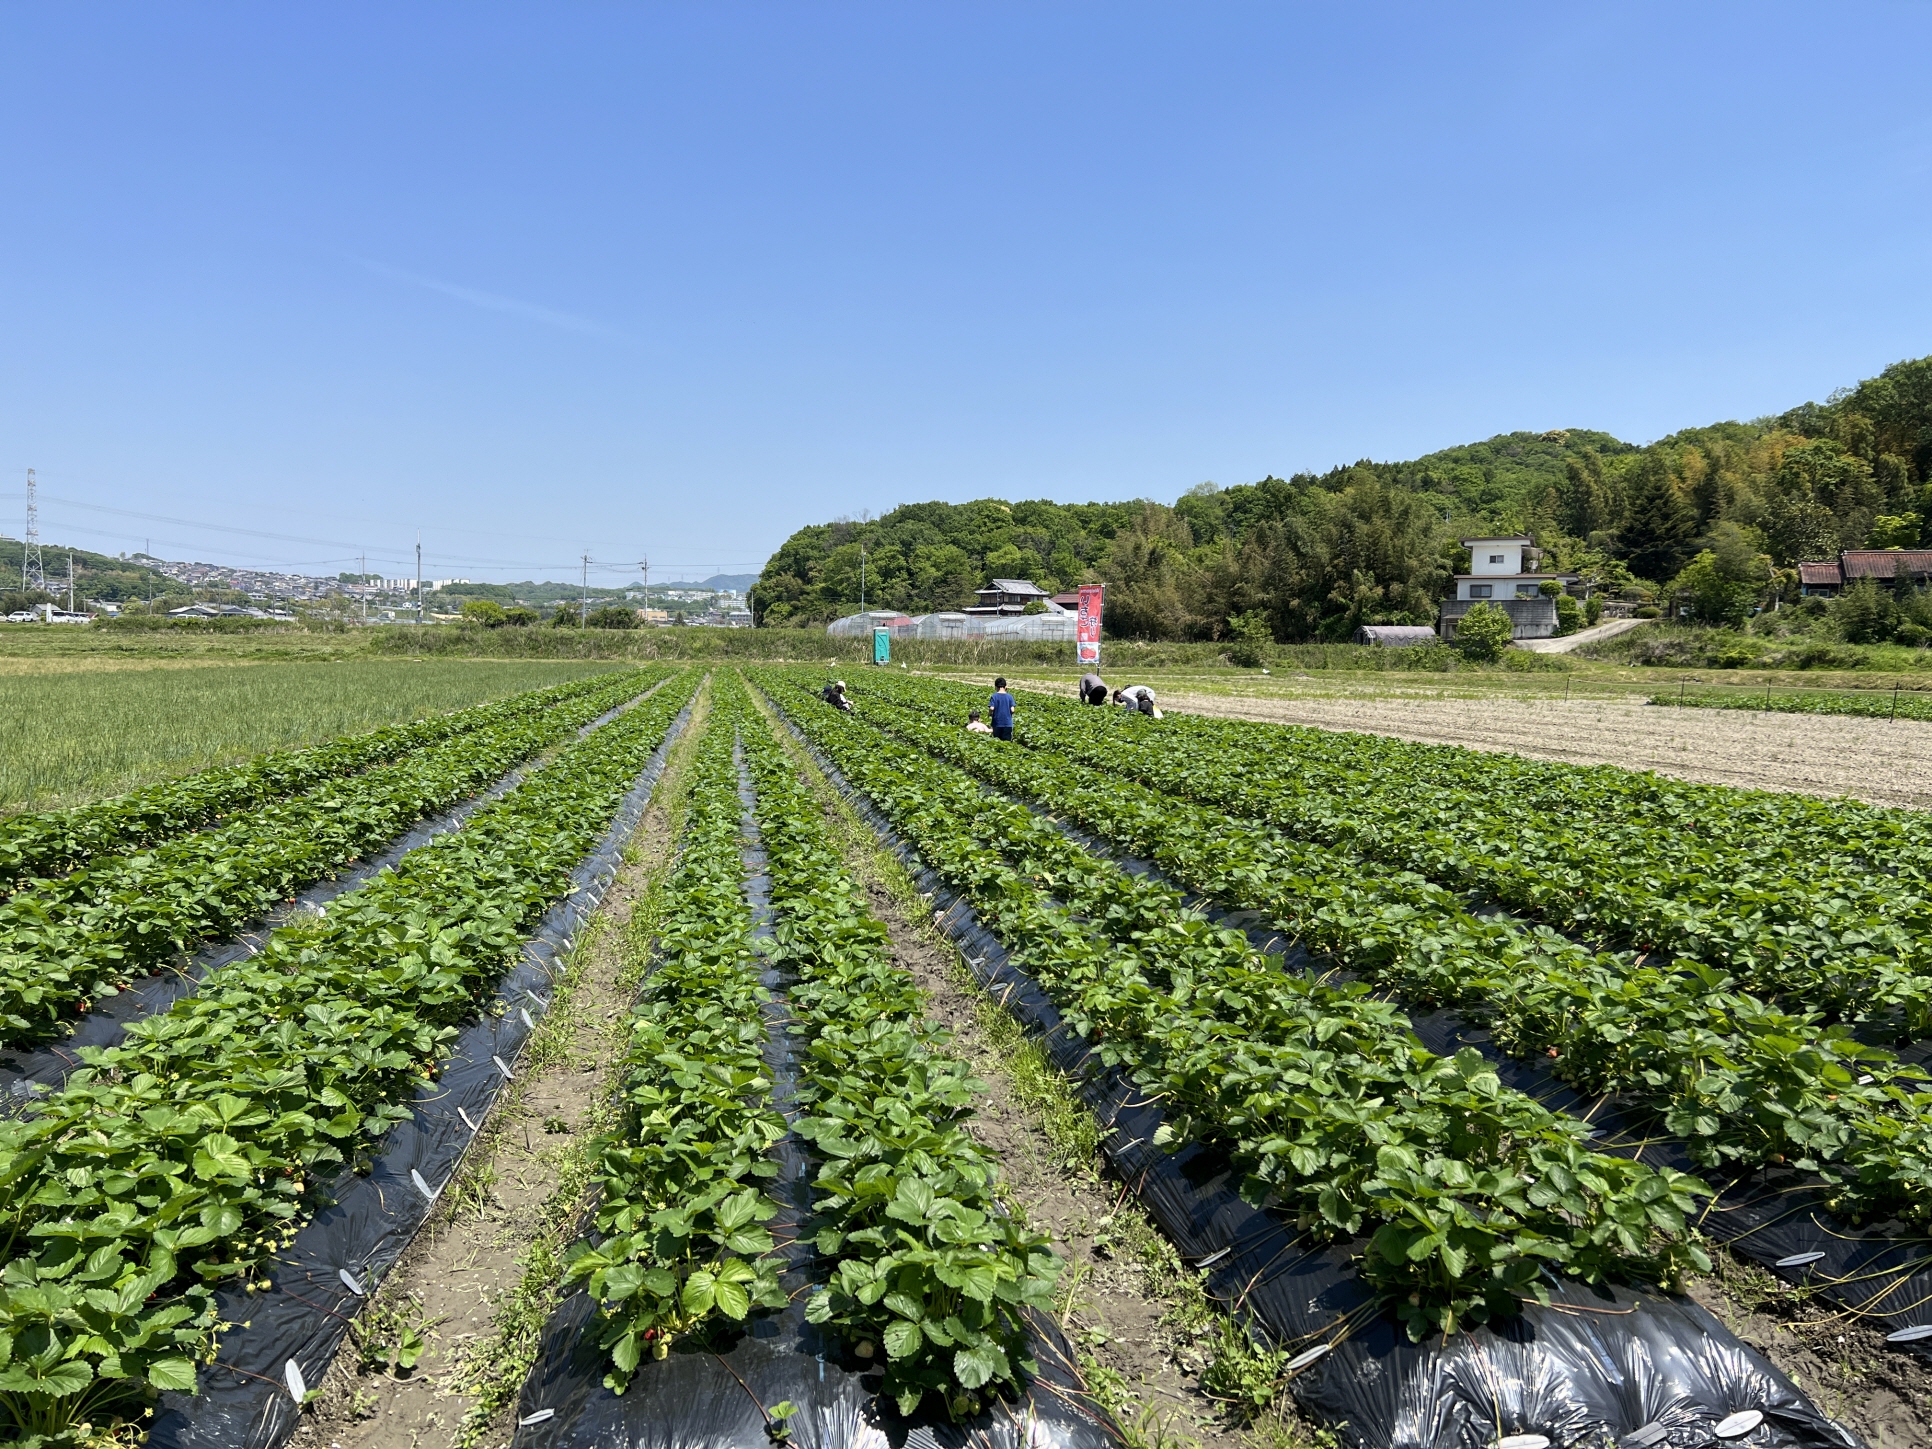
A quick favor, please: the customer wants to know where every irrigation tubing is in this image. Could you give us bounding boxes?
[761,691,1863,1449]
[146,695,695,1449]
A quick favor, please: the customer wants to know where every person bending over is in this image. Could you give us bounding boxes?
[1112,684,1160,719]
[821,679,854,712]
[1078,672,1108,706]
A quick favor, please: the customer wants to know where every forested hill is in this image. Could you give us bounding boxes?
[752,354,1932,642]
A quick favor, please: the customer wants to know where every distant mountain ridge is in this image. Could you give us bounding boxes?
[656,573,759,592]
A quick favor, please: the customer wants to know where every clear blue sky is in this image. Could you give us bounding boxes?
[3,3,1930,585]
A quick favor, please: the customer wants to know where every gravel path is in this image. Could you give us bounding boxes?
[1161,689,1932,809]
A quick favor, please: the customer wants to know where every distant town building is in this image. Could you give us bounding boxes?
[167,602,297,621]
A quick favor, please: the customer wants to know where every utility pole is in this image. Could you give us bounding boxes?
[860,545,867,613]
[360,552,368,625]
[638,558,649,621]
[67,553,75,614]
[415,534,423,625]
[22,469,44,593]
[581,552,590,629]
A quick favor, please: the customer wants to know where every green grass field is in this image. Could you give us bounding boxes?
[0,657,619,814]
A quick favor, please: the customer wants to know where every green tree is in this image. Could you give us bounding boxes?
[1454,601,1513,660]
[1619,456,1696,584]
[1100,505,1192,639]
[1554,594,1583,635]
[1764,439,1881,562]
[461,599,506,627]
[983,542,1047,588]
[586,606,639,630]
[1833,578,1893,644]
[1668,523,1771,627]
[1225,609,1272,667]
[1669,553,1748,627]
[1561,450,1624,538]
[1870,514,1921,548]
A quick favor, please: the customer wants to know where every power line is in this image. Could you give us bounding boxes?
[0,492,762,583]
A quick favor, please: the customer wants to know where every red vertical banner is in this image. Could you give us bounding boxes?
[1076,584,1103,665]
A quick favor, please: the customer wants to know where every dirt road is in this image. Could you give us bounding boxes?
[1160,688,1932,809]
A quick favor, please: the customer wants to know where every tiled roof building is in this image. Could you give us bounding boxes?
[1797,551,1932,596]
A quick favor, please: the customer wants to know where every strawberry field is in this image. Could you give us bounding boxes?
[731,666,1932,1448]
[5,662,1924,1448]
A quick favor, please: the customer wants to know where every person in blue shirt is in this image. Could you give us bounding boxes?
[987,677,1017,740]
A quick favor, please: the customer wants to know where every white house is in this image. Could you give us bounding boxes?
[1438,537,1578,641]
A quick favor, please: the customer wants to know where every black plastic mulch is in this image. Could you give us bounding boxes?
[505,736,1121,1449]
[147,697,695,1449]
[762,696,1865,1449]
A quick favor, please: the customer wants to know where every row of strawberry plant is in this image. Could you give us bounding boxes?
[866,673,1932,1030]
[1121,685,1932,869]
[0,668,663,1048]
[1041,691,1932,1000]
[561,699,789,1392]
[0,669,636,892]
[837,677,1932,1227]
[733,677,1060,1420]
[0,669,699,1446]
[754,672,1711,1344]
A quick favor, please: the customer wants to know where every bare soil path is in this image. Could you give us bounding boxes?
[1155,687,1932,809]
[1690,1257,1932,1449]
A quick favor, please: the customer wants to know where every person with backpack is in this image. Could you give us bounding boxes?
[1112,684,1160,719]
